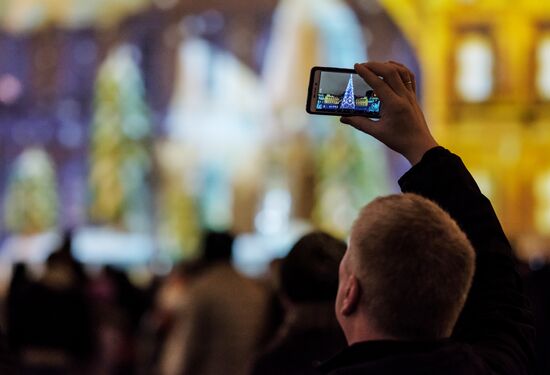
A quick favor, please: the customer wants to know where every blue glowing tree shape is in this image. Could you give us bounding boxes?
[340,74,356,109]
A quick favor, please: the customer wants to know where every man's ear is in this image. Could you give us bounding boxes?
[341,275,361,316]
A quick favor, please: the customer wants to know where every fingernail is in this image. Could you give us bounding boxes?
[340,117,350,124]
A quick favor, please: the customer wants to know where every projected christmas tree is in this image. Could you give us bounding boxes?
[340,74,356,109]
[4,148,58,234]
[89,45,152,231]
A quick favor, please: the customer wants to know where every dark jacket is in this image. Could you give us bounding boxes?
[251,303,346,375]
[318,147,535,374]
[0,327,16,374]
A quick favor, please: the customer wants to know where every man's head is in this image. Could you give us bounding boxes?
[201,230,235,264]
[280,231,346,304]
[336,193,475,342]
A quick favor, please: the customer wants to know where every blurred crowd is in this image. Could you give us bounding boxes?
[0,230,347,375]
[1,229,550,375]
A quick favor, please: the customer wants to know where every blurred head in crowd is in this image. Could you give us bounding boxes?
[8,262,29,299]
[335,193,475,343]
[58,230,73,254]
[43,251,77,288]
[201,230,235,264]
[280,231,346,305]
[11,263,28,284]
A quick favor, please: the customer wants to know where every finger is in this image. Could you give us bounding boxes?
[354,63,398,103]
[364,61,409,97]
[388,61,416,94]
[389,61,416,94]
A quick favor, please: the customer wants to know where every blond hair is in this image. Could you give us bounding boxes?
[350,193,475,339]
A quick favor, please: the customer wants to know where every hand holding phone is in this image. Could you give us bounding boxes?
[306,67,381,118]
[341,61,438,165]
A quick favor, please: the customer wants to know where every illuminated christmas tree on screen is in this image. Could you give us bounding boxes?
[340,74,356,109]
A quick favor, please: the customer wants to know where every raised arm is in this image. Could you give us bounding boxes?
[343,61,535,374]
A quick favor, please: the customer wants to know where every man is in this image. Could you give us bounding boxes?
[318,61,534,374]
[251,231,347,375]
[176,231,268,375]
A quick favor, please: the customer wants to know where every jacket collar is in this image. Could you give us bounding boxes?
[317,339,452,373]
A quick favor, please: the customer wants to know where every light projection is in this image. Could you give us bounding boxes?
[3,148,58,234]
[456,34,494,102]
[165,37,266,234]
[0,74,23,105]
[264,0,391,237]
[536,33,550,100]
[0,0,150,32]
[264,0,370,115]
[155,143,201,260]
[162,0,393,266]
[89,44,152,232]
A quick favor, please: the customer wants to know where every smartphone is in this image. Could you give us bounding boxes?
[306,66,381,118]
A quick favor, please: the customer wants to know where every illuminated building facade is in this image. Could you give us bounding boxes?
[3,0,550,261]
[382,0,550,256]
[355,97,369,107]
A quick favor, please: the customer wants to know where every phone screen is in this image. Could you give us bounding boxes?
[307,68,381,118]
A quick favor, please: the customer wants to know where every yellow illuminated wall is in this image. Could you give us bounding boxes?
[381,0,550,252]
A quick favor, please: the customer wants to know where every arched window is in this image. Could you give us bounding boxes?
[536,33,550,100]
[455,34,494,102]
[535,171,550,235]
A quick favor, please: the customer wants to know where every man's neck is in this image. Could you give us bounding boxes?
[343,318,394,345]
